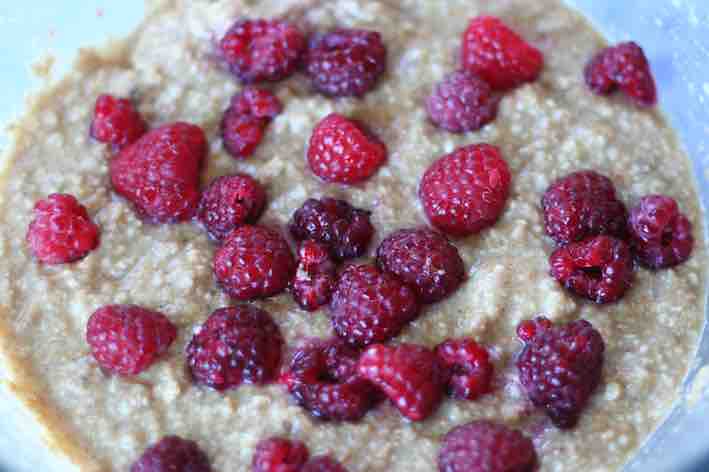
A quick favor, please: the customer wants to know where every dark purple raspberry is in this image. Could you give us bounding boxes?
[427,70,499,133]
[435,338,493,401]
[302,456,349,472]
[292,240,337,311]
[252,437,309,472]
[131,436,211,472]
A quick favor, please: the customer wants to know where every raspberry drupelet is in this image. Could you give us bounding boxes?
[90,94,147,151]
[221,87,283,159]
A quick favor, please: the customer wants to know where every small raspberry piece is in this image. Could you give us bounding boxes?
[461,16,544,91]
[110,122,207,222]
[358,343,446,421]
[90,94,148,151]
[302,457,349,472]
[330,264,420,347]
[186,306,283,390]
[197,174,267,241]
[305,29,387,97]
[550,235,634,304]
[426,70,499,133]
[252,437,309,472]
[292,241,337,311]
[231,87,284,118]
[221,87,283,159]
[307,114,387,184]
[214,225,296,300]
[516,317,605,428]
[26,193,100,264]
[438,421,537,472]
[86,305,176,376]
[419,144,511,237]
[376,228,465,304]
[219,19,305,83]
[131,436,211,472]
[628,195,694,269]
[542,170,628,246]
[435,338,493,401]
[289,197,374,260]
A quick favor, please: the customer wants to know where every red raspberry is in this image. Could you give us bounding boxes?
[358,343,446,421]
[86,305,176,376]
[376,228,465,304]
[197,174,267,241]
[542,170,628,246]
[426,70,499,133]
[289,197,374,260]
[305,29,387,97]
[110,122,207,223]
[131,436,211,472]
[550,235,634,304]
[516,317,605,429]
[26,193,100,264]
[292,241,337,311]
[628,195,694,269]
[461,16,544,91]
[252,437,309,472]
[302,457,348,472]
[419,144,511,237]
[231,87,283,119]
[214,225,296,301]
[221,87,283,159]
[90,94,148,151]
[438,421,537,472]
[219,19,305,83]
[186,306,283,390]
[330,264,420,347]
[307,114,387,184]
[435,338,493,401]
[584,42,657,107]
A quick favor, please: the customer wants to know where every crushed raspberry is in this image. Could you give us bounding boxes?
[289,197,374,260]
[628,195,694,269]
[110,122,207,223]
[291,241,337,311]
[302,456,349,472]
[461,16,544,91]
[516,317,605,428]
[219,19,305,83]
[90,94,147,151]
[197,174,267,241]
[221,87,283,159]
[86,305,176,376]
[438,421,537,472]
[26,193,100,264]
[426,70,499,133]
[305,29,387,97]
[214,225,296,300]
[542,170,628,246]
[584,42,657,107]
[330,264,420,347]
[435,338,493,401]
[252,437,309,472]
[307,114,387,184]
[419,144,511,237]
[186,306,283,390]
[550,235,634,304]
[376,228,465,304]
[358,343,446,421]
[131,436,211,472]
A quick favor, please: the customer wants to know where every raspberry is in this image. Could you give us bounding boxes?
[26,193,100,264]
[197,174,267,241]
[305,29,387,97]
[131,436,211,472]
[291,241,337,311]
[550,235,634,304]
[435,338,493,401]
[628,195,694,269]
[438,421,537,472]
[252,437,309,472]
[426,70,499,133]
[86,305,176,376]
[90,94,148,151]
[516,317,605,428]
[186,306,283,390]
[330,264,420,347]
[289,197,374,260]
[221,87,283,159]
[461,16,544,91]
[376,228,465,304]
[584,42,657,107]
[231,87,284,119]
[110,122,207,223]
[357,343,446,421]
[307,114,387,184]
[219,19,305,83]
[214,225,296,301]
[302,457,349,472]
[419,144,511,237]
[542,170,628,246]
